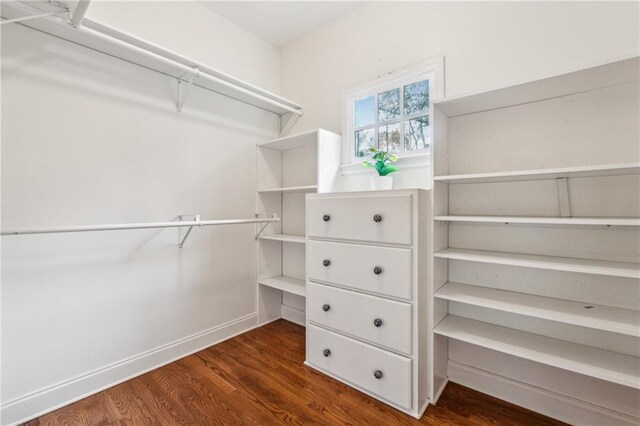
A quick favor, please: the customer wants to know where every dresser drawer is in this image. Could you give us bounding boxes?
[308,282,412,354]
[307,240,412,300]
[307,325,412,409]
[307,193,412,245]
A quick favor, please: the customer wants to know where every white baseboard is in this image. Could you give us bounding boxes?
[1,313,258,426]
[448,361,640,426]
[281,305,305,326]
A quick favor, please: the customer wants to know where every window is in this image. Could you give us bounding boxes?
[344,59,443,163]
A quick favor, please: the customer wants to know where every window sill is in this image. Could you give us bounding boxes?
[340,153,430,175]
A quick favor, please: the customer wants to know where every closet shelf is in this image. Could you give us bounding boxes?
[258,234,306,243]
[433,162,640,184]
[433,57,638,117]
[258,276,305,297]
[434,248,640,279]
[258,185,318,194]
[259,130,319,150]
[435,282,640,337]
[434,316,640,389]
[0,4,302,117]
[434,216,640,226]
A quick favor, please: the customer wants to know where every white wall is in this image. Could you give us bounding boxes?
[280,1,640,190]
[87,1,281,93]
[0,3,280,423]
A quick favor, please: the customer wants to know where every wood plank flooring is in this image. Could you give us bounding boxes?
[24,320,565,425]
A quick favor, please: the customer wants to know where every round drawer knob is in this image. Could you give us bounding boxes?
[323,214,331,222]
[373,318,383,327]
[323,259,331,267]
[374,370,383,379]
[323,349,331,357]
[373,266,383,275]
[373,214,383,223]
[322,304,331,312]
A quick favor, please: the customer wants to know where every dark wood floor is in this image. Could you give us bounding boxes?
[25,320,564,425]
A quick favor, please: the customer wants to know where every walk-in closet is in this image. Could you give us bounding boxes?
[1,1,638,425]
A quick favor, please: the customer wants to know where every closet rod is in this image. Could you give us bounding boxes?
[1,0,302,119]
[0,217,279,236]
[72,23,303,116]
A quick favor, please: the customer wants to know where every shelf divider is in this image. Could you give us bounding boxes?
[258,234,306,244]
[434,216,640,227]
[259,276,305,297]
[434,315,640,389]
[434,162,640,184]
[434,248,640,279]
[435,282,640,337]
[258,185,318,194]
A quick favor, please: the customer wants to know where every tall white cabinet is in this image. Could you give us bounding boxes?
[256,129,341,326]
[430,57,640,424]
[305,189,431,418]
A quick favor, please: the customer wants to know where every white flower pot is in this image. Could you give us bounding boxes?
[370,175,393,191]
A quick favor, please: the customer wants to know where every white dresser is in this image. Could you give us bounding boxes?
[305,189,431,419]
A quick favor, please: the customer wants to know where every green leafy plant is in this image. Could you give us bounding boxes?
[362,148,399,176]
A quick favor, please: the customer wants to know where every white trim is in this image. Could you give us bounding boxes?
[0,314,258,426]
[342,57,444,166]
[281,305,306,326]
[448,361,640,426]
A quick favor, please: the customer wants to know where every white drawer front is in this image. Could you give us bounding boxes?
[308,282,412,354]
[307,194,413,245]
[307,325,412,409]
[307,240,412,300]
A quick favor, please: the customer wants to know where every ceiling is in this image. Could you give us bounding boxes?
[199,1,364,48]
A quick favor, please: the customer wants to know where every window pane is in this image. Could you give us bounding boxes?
[404,80,429,116]
[355,128,376,157]
[378,88,400,122]
[378,123,401,152]
[404,116,429,151]
[355,96,375,128]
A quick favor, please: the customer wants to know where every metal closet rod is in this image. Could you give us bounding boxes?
[0,216,280,236]
[2,0,302,117]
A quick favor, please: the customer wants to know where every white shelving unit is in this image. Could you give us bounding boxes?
[430,56,640,423]
[434,215,640,227]
[258,276,306,297]
[434,248,640,279]
[435,282,640,336]
[434,316,640,389]
[433,162,640,184]
[256,129,341,326]
[258,234,306,244]
[258,185,318,194]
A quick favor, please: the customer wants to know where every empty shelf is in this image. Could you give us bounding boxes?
[434,216,640,226]
[435,282,640,336]
[433,162,640,184]
[259,276,305,297]
[433,57,639,117]
[258,185,318,194]
[259,130,318,150]
[434,316,640,389]
[434,248,640,279]
[258,234,306,243]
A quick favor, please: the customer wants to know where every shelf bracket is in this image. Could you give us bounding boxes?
[176,67,199,111]
[279,111,301,137]
[255,213,277,240]
[556,178,571,217]
[178,214,201,248]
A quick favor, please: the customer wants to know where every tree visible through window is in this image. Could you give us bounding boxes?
[352,78,430,158]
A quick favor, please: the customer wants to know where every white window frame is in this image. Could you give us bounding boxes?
[341,57,444,172]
